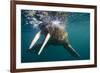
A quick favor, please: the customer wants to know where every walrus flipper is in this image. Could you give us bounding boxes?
[63,41,80,57]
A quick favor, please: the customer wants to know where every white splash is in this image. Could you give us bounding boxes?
[51,20,65,29]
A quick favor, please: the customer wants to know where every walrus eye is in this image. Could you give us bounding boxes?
[29,31,41,49]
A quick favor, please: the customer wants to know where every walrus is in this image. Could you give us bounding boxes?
[26,11,80,57]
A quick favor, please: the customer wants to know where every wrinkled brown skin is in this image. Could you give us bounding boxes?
[39,24,80,57]
[46,24,67,42]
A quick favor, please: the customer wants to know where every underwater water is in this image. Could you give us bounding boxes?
[21,10,90,63]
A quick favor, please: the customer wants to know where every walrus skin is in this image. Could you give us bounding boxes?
[28,11,80,57]
[30,22,80,57]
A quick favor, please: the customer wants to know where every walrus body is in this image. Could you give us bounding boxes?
[26,11,80,57]
[38,22,80,57]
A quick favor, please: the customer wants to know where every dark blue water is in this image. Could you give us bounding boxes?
[21,10,90,63]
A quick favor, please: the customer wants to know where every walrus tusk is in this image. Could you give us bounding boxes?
[38,33,51,55]
[29,31,41,49]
